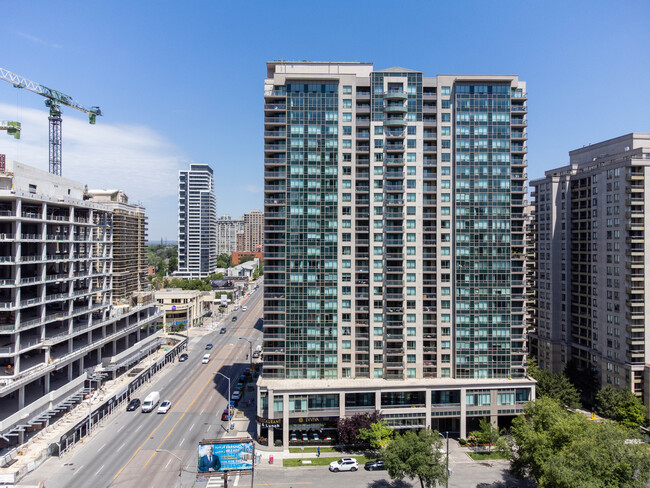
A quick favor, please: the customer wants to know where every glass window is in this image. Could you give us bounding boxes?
[343,85,352,95]
[440,86,451,96]
[374,126,383,135]
[342,113,352,122]
[441,126,451,136]
[441,113,451,122]
[343,126,352,135]
[407,126,416,135]
[407,139,417,149]
[343,99,352,108]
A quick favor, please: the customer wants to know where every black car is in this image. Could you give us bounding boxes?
[364,459,385,471]
[232,316,238,322]
[126,398,141,411]
[205,343,213,350]
[220,327,227,334]
[178,353,188,362]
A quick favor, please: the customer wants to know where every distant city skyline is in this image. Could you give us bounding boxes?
[0,0,647,240]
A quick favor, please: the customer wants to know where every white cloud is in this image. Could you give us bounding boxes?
[15,31,61,49]
[0,103,186,239]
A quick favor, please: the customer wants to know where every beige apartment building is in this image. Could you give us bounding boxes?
[87,189,147,301]
[530,133,650,410]
[259,61,535,445]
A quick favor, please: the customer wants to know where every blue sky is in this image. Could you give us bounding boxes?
[0,0,648,241]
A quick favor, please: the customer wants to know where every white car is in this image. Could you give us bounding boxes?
[329,458,358,472]
[232,390,241,400]
[157,401,171,414]
[242,306,248,311]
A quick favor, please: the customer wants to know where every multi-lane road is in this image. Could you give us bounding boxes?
[22,286,264,488]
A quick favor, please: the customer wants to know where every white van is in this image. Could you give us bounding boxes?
[141,391,160,413]
[202,353,211,364]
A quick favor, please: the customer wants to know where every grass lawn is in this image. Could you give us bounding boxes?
[283,455,375,467]
[289,447,338,453]
[466,451,510,461]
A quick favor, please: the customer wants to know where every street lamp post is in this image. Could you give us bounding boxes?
[239,337,253,372]
[155,449,183,487]
[439,431,449,488]
[217,372,231,431]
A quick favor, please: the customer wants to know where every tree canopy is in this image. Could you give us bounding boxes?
[357,420,393,450]
[528,359,581,409]
[336,411,383,447]
[384,429,448,488]
[595,385,648,428]
[510,397,650,487]
[470,417,504,453]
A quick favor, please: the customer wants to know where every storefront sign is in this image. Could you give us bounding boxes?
[256,416,282,428]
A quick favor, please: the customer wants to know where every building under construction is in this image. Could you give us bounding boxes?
[87,190,147,301]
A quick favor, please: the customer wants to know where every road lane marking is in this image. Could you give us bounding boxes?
[72,465,84,476]
[117,425,124,433]
[134,424,142,433]
[234,474,240,486]
[190,423,195,431]
[165,458,172,469]
[200,408,204,415]
[179,437,185,446]
[113,307,258,481]
[120,442,126,450]
[95,464,105,475]
[97,442,107,452]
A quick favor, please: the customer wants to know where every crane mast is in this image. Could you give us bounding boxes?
[0,67,101,176]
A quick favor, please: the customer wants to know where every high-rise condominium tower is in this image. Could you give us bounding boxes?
[243,209,264,252]
[177,164,217,279]
[258,62,535,444]
[530,133,650,409]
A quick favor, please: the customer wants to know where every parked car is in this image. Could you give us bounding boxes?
[221,408,231,421]
[232,390,241,400]
[235,382,243,391]
[329,458,358,472]
[364,459,385,471]
[157,401,172,414]
[220,327,227,334]
[290,433,297,442]
[126,398,140,411]
[312,432,320,442]
[252,351,260,359]
[302,432,309,442]
[178,353,188,362]
[232,316,238,322]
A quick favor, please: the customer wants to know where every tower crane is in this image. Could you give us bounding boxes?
[0,121,20,139]
[0,67,101,176]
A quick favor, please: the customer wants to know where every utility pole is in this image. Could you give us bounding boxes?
[217,372,231,431]
[439,431,449,488]
[239,337,253,372]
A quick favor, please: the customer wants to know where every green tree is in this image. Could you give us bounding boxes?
[357,420,393,450]
[528,359,581,408]
[167,255,178,273]
[384,429,448,488]
[510,397,650,487]
[239,256,255,264]
[258,264,264,276]
[216,253,232,269]
[595,385,648,428]
[252,268,259,280]
[470,417,504,453]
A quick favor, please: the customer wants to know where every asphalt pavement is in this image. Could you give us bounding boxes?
[19,286,264,488]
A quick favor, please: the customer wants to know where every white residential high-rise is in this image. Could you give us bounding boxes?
[216,214,244,255]
[177,164,217,278]
[258,61,535,445]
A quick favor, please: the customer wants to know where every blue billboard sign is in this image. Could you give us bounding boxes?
[197,441,253,472]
